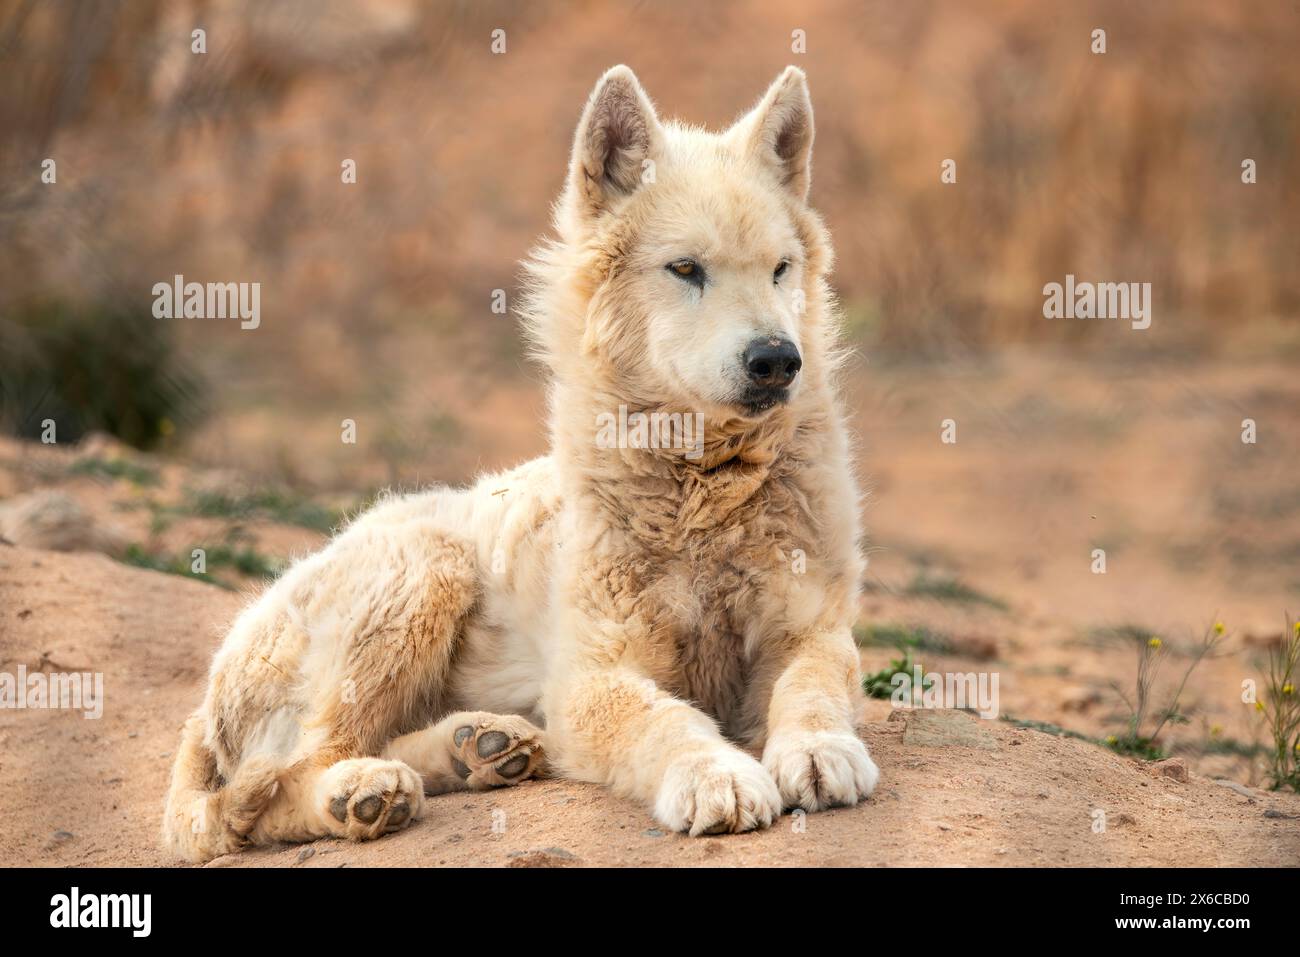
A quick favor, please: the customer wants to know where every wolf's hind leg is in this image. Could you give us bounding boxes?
[163,713,284,861]
[247,754,424,845]
[384,711,546,794]
[239,527,479,848]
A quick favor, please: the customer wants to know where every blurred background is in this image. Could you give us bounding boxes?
[2,0,1299,782]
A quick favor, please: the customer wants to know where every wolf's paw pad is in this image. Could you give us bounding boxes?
[321,758,424,839]
[451,714,546,789]
[763,730,879,813]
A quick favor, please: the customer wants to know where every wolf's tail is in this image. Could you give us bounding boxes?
[161,713,282,862]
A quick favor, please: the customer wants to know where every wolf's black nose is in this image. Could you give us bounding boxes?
[743,338,802,389]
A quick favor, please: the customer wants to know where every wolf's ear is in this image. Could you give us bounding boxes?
[568,65,663,220]
[729,66,814,201]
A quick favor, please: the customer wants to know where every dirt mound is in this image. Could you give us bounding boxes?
[2,545,1295,867]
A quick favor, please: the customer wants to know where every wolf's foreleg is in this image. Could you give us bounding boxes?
[755,628,879,811]
[548,661,781,836]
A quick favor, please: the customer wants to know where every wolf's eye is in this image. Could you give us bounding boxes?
[666,259,704,287]
[773,260,790,283]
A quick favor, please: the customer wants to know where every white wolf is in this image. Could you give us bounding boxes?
[163,64,878,861]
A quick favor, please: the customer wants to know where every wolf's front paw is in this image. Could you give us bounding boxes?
[763,730,878,813]
[654,749,782,836]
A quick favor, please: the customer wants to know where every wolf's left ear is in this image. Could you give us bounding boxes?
[729,66,815,202]
[568,65,663,220]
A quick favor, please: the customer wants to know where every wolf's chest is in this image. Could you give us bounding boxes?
[652,562,758,731]
[673,634,749,730]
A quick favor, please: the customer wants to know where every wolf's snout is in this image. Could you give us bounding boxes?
[743,338,802,389]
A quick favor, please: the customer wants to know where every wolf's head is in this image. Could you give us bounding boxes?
[525,65,837,431]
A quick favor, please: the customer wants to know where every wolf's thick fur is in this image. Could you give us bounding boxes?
[163,65,877,861]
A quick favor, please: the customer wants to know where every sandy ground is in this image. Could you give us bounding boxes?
[2,344,1299,867]
[1,544,1297,868]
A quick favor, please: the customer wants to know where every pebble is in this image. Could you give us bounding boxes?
[505,847,578,868]
[1212,778,1257,799]
[1152,758,1188,782]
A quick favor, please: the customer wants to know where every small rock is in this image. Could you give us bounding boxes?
[1152,758,1188,782]
[297,847,315,863]
[898,710,998,750]
[0,490,127,556]
[643,828,665,838]
[1263,808,1297,820]
[1211,778,1258,799]
[506,847,578,868]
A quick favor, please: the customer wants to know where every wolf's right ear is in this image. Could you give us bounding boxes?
[567,65,662,220]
